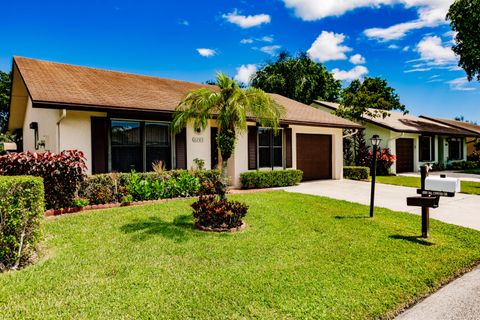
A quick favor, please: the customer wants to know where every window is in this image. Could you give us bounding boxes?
[419,135,434,162]
[448,138,463,160]
[110,120,171,172]
[258,128,283,169]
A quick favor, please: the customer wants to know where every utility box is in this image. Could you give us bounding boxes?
[425,176,460,194]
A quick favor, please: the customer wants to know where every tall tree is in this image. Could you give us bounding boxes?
[251,52,341,104]
[335,77,407,122]
[447,0,480,81]
[172,72,284,199]
[0,71,12,132]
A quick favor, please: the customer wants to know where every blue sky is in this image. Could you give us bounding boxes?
[1,0,479,122]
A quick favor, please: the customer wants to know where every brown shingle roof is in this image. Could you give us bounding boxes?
[419,116,480,136]
[314,100,473,136]
[14,57,361,129]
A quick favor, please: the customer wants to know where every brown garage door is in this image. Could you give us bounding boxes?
[395,138,414,173]
[296,134,332,180]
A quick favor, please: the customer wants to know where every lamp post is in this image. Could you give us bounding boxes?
[369,135,382,218]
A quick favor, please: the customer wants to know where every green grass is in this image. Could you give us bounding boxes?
[1,191,480,319]
[376,175,480,195]
[462,168,480,175]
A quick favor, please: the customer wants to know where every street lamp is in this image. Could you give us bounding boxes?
[369,135,382,218]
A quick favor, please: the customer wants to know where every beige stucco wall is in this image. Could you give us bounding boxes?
[22,98,59,153]
[186,121,212,170]
[59,110,107,174]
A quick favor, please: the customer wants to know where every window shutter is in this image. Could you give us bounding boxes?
[248,126,257,170]
[285,128,292,168]
[175,128,187,169]
[91,117,109,174]
[211,127,219,169]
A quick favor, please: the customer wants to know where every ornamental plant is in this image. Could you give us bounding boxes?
[364,148,396,176]
[191,195,248,230]
[0,150,86,209]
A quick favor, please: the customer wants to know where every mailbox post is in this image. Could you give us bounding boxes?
[406,165,459,238]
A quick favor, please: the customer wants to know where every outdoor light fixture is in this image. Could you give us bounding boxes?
[369,135,382,218]
[29,122,39,150]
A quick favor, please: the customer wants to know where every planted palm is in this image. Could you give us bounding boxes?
[172,72,284,199]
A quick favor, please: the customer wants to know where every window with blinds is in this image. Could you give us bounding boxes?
[110,120,171,172]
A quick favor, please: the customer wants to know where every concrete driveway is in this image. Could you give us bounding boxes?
[281,179,480,231]
[399,170,480,183]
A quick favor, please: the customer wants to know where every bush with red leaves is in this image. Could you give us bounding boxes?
[191,195,248,230]
[0,150,87,209]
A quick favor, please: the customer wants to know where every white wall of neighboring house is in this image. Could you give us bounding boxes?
[22,98,59,154]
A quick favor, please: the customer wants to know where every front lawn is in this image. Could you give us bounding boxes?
[462,168,480,175]
[1,191,480,319]
[376,175,480,195]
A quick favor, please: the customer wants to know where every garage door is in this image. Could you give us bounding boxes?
[395,138,414,173]
[296,134,332,180]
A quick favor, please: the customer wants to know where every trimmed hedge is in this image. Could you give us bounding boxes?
[79,170,221,204]
[240,169,303,189]
[447,160,480,170]
[0,176,44,272]
[344,166,370,180]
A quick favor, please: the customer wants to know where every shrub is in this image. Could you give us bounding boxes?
[0,176,44,272]
[343,166,369,180]
[0,150,86,209]
[240,169,303,189]
[447,160,480,170]
[364,148,396,176]
[191,195,248,229]
[79,169,220,204]
[430,162,446,171]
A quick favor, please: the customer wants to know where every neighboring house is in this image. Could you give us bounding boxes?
[6,57,361,186]
[419,116,480,156]
[313,100,475,174]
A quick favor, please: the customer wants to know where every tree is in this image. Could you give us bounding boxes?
[0,71,12,132]
[447,0,480,81]
[172,72,285,199]
[251,52,341,104]
[335,77,407,122]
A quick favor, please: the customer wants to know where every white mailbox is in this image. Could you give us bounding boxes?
[425,176,460,193]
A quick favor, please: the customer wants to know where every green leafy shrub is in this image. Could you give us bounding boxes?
[72,197,89,208]
[80,170,220,204]
[0,176,44,272]
[191,195,248,229]
[0,150,86,209]
[343,166,369,180]
[240,169,303,189]
[430,162,446,171]
[447,160,480,170]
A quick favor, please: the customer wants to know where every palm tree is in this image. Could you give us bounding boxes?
[172,72,285,199]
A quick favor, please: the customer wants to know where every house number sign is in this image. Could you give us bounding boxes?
[192,137,204,143]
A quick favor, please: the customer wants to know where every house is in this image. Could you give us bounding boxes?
[419,116,480,157]
[6,57,362,186]
[313,100,475,174]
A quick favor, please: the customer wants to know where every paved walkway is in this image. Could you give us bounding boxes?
[281,180,480,320]
[281,179,480,230]
[399,170,480,182]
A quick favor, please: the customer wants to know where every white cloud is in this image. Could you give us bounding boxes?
[349,54,366,64]
[402,46,410,51]
[404,67,432,73]
[196,48,217,57]
[223,10,271,28]
[447,77,478,91]
[280,0,452,41]
[240,35,274,44]
[234,64,257,84]
[260,45,281,55]
[416,35,457,65]
[240,38,254,44]
[388,44,400,49]
[332,65,369,81]
[307,31,352,62]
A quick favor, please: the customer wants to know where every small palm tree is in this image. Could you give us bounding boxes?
[172,72,285,199]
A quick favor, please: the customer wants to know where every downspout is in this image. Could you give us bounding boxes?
[56,109,67,152]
